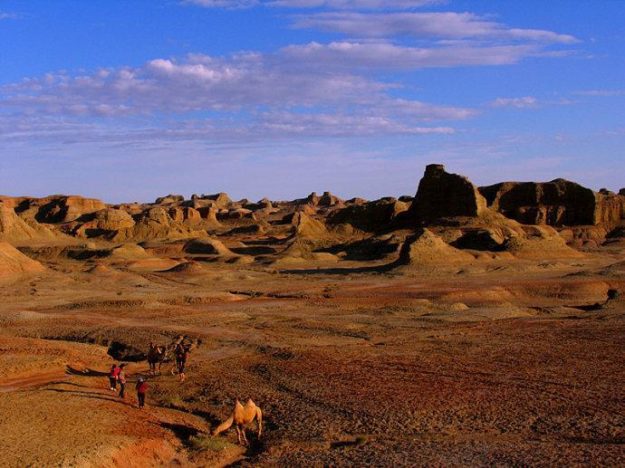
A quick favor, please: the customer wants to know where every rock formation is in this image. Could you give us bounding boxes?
[479,179,625,231]
[0,203,58,244]
[155,194,184,205]
[329,198,409,232]
[398,228,474,266]
[2,162,623,271]
[409,164,487,223]
[0,241,45,279]
[24,196,106,224]
[113,207,206,242]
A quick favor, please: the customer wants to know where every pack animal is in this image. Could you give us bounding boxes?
[212,399,263,445]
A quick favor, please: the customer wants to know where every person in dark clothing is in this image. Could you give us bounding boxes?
[174,343,188,382]
[136,377,148,408]
[109,364,120,391]
[118,363,127,399]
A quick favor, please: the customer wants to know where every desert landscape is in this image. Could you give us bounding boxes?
[1,163,624,466]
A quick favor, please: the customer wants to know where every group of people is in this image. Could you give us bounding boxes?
[147,340,189,382]
[107,340,190,408]
[108,363,148,408]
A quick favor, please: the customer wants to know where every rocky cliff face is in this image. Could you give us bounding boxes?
[479,179,625,231]
[409,164,487,222]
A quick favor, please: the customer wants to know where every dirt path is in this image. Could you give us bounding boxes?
[0,369,69,393]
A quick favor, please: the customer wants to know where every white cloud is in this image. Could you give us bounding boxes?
[1,52,476,119]
[0,50,475,144]
[292,12,578,43]
[490,96,538,108]
[282,41,538,69]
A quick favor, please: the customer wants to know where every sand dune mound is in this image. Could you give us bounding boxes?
[398,228,474,267]
[110,243,150,259]
[185,238,234,256]
[0,241,45,279]
[505,226,583,259]
[126,258,181,272]
[163,261,207,274]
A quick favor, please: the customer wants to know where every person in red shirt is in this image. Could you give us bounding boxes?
[136,377,148,408]
[108,364,120,391]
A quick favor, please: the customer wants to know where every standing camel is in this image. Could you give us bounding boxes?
[212,399,263,445]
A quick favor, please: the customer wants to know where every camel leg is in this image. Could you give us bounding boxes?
[236,426,243,445]
[256,408,263,438]
[241,427,249,446]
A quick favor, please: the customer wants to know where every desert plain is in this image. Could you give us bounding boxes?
[1,164,625,466]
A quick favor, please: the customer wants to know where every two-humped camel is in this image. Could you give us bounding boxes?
[213,399,263,445]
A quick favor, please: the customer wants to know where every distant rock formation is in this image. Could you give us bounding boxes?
[480,179,625,231]
[328,198,409,232]
[71,208,136,238]
[296,191,343,208]
[113,207,206,242]
[155,194,184,205]
[22,196,106,224]
[409,164,487,222]
[0,203,58,244]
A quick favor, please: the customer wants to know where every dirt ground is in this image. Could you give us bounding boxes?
[1,249,625,466]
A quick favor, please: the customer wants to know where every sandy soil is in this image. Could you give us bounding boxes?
[1,248,624,466]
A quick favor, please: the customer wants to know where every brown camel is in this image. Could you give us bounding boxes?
[212,399,263,445]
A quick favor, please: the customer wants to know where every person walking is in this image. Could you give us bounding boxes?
[118,363,127,399]
[174,343,188,383]
[136,377,148,409]
[108,364,120,391]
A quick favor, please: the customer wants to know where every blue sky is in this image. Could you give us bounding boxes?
[1,0,624,202]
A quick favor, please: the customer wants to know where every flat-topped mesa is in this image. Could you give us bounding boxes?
[480,179,625,230]
[409,164,487,223]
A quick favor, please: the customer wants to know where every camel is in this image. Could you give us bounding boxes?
[145,335,199,376]
[212,399,263,445]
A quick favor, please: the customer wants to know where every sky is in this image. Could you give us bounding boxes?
[1,0,624,203]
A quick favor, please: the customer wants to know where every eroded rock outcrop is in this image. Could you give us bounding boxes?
[398,228,474,266]
[155,194,184,205]
[328,198,409,232]
[113,207,206,242]
[0,241,45,279]
[0,203,58,244]
[409,164,487,223]
[29,196,106,224]
[479,179,625,231]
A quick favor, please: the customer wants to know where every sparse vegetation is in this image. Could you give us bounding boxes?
[189,434,233,452]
